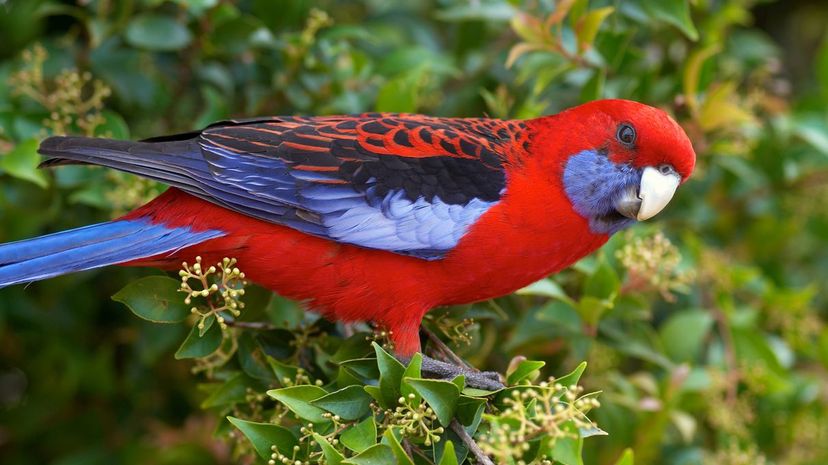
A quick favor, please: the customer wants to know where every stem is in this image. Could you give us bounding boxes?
[450,420,494,465]
[421,327,473,370]
[225,320,278,331]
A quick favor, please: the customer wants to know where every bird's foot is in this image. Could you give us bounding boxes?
[419,355,504,391]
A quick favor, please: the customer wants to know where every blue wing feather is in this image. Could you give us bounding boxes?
[39,114,515,260]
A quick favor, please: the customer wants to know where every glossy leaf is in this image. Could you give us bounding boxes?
[174,318,222,359]
[659,309,714,362]
[126,14,192,51]
[112,276,190,323]
[314,433,345,465]
[639,0,698,40]
[311,385,372,420]
[556,362,588,388]
[575,7,614,53]
[506,359,546,385]
[202,372,258,408]
[227,416,298,459]
[383,428,416,465]
[1,139,47,188]
[267,385,330,424]
[373,342,405,408]
[405,378,460,427]
[342,444,395,465]
[613,449,635,465]
[340,416,376,453]
[438,440,459,465]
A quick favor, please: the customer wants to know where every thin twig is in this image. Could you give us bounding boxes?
[451,419,494,465]
[421,327,473,369]
[402,439,416,462]
[225,320,278,331]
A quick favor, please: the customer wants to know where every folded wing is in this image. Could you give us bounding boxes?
[40,114,529,259]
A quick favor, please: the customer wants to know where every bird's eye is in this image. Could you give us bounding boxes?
[658,164,676,176]
[616,123,636,147]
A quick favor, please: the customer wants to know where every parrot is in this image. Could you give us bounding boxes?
[0,99,695,389]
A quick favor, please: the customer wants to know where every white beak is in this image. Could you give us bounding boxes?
[637,166,681,220]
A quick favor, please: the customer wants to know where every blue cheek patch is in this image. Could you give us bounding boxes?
[562,150,641,235]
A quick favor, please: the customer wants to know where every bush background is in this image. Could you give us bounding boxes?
[1,0,828,464]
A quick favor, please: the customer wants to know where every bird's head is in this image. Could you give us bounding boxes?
[532,99,696,235]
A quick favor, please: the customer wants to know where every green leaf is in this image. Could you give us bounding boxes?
[340,357,381,381]
[383,428,415,465]
[311,385,372,420]
[584,258,620,300]
[237,333,275,381]
[516,278,573,304]
[639,0,698,41]
[126,14,192,51]
[575,7,614,53]
[330,333,374,363]
[613,449,634,465]
[556,362,587,388]
[267,385,329,423]
[552,422,584,465]
[576,296,613,328]
[405,378,460,426]
[659,309,714,362]
[438,440,459,465]
[198,314,216,337]
[400,353,423,403]
[202,373,258,408]
[340,417,377,453]
[174,319,222,359]
[227,416,298,459]
[172,0,218,15]
[267,357,303,386]
[456,395,486,429]
[436,3,516,21]
[580,67,606,102]
[507,359,546,385]
[342,444,395,465]
[94,110,130,139]
[313,433,345,465]
[112,276,190,323]
[373,342,405,408]
[1,139,48,188]
[364,385,384,405]
[376,76,417,113]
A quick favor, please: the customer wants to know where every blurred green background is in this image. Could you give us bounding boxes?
[1,0,828,464]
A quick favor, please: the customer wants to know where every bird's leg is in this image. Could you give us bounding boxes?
[418,355,504,391]
[415,327,504,391]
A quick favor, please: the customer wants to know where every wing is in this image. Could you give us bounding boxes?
[43,114,530,260]
[197,114,528,259]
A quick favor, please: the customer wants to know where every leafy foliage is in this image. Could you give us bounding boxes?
[2,1,828,464]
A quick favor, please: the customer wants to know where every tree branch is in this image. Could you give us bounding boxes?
[421,326,473,370]
[451,419,494,465]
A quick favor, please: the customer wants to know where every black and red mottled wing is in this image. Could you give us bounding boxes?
[41,114,530,259]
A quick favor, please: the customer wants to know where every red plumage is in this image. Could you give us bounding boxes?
[0,98,696,370]
[107,99,697,356]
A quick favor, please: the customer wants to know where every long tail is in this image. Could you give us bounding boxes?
[0,218,224,288]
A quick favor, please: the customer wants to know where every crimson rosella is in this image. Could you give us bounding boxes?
[0,99,695,388]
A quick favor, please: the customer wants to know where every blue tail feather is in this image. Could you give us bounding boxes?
[0,219,225,288]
